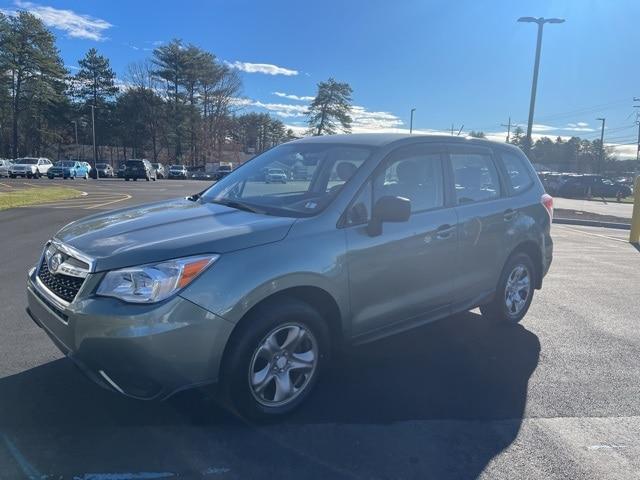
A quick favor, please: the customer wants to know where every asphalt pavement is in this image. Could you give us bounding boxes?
[1,179,639,479]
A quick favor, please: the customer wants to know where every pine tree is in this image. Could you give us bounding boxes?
[74,48,118,107]
[306,78,353,135]
[1,12,66,158]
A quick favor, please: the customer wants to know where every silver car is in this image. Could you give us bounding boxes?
[0,159,11,177]
[26,134,553,419]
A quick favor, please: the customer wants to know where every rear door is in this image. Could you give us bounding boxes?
[345,143,458,337]
[447,144,511,307]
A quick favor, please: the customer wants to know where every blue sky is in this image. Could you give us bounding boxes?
[2,0,640,157]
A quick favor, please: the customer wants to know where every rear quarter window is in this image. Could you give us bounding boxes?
[499,151,534,195]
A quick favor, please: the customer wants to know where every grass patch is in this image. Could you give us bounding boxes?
[0,186,83,210]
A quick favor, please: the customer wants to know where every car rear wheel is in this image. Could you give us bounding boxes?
[221,298,329,421]
[480,253,535,324]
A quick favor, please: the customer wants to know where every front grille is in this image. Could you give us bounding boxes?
[38,257,85,303]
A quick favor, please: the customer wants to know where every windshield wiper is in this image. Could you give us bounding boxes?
[186,192,201,201]
[210,199,263,214]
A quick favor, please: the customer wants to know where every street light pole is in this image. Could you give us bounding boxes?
[518,16,565,155]
[409,108,416,134]
[597,117,606,174]
[71,121,78,160]
[90,105,98,179]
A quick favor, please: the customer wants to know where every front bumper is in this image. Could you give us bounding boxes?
[26,268,234,400]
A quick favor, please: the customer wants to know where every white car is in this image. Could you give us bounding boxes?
[8,157,53,179]
[265,168,287,183]
[0,159,12,178]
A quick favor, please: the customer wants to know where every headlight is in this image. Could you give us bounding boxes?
[96,254,219,303]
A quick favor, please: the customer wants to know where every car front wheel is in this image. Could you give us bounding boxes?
[480,252,535,324]
[221,298,329,420]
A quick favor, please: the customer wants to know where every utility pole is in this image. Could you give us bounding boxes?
[634,98,640,176]
[451,124,454,136]
[518,16,565,154]
[410,108,416,134]
[597,117,605,174]
[90,105,98,179]
[71,121,79,160]
[501,116,512,142]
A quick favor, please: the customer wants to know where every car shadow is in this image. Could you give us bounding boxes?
[0,311,539,479]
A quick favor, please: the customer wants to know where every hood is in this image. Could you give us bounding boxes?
[54,198,296,272]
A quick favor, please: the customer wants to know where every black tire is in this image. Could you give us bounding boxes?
[133,178,138,181]
[9,174,15,178]
[480,252,535,325]
[220,298,330,421]
[125,177,130,181]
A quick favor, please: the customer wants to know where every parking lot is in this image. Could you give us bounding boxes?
[1,179,639,479]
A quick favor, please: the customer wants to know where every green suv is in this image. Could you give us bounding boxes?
[26,134,553,419]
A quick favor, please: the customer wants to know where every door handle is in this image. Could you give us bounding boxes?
[503,209,517,221]
[435,224,455,239]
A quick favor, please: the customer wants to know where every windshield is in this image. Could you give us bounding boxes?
[170,165,183,170]
[17,158,38,165]
[200,143,371,216]
[96,163,107,168]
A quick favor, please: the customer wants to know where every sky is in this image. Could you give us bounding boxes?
[2,0,640,158]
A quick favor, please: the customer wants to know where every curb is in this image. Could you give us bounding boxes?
[553,218,631,231]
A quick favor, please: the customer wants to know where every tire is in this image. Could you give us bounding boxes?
[133,178,137,181]
[480,253,535,324]
[125,177,130,181]
[9,174,15,178]
[221,298,330,421]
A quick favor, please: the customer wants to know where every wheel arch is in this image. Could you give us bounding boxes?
[507,240,543,289]
[220,285,344,372]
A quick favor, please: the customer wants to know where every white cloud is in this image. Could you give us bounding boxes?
[531,123,557,133]
[225,61,298,76]
[350,106,404,131]
[273,92,314,101]
[565,122,594,132]
[9,0,112,41]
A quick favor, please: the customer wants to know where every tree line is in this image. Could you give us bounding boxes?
[0,11,302,165]
[470,126,635,173]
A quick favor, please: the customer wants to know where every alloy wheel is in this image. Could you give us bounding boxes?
[504,264,531,316]
[248,323,319,408]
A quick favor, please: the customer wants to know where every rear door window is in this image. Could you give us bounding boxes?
[450,151,501,204]
[499,151,534,194]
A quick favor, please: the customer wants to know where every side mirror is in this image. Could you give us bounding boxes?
[367,195,411,236]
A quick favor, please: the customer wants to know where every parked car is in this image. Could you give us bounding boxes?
[558,174,632,199]
[168,164,188,179]
[0,159,12,177]
[117,163,126,178]
[8,157,53,178]
[151,163,166,179]
[124,159,157,181]
[95,163,114,178]
[214,164,232,180]
[265,168,287,183]
[25,134,552,420]
[47,161,89,180]
[191,171,213,180]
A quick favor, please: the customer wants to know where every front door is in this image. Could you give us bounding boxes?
[345,144,458,338]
